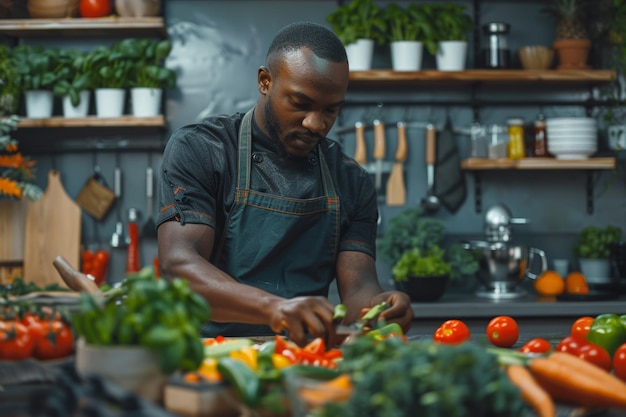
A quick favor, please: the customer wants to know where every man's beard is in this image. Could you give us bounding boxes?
[263,97,288,155]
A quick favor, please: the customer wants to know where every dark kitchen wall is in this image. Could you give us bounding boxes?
[25,0,626,290]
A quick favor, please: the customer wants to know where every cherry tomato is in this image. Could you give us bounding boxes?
[578,342,612,372]
[555,335,590,356]
[79,0,112,18]
[613,343,626,382]
[303,337,326,356]
[33,319,75,360]
[519,337,553,354]
[486,315,519,348]
[433,319,471,345]
[571,316,594,340]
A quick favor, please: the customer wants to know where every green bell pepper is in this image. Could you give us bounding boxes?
[586,313,626,357]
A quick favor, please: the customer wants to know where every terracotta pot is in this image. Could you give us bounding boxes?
[553,39,591,70]
[27,0,79,18]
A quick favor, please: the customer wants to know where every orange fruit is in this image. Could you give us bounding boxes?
[566,272,589,294]
[533,270,565,296]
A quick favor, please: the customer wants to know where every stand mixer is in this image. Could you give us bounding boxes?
[463,204,547,299]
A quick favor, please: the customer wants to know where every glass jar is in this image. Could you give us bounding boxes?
[507,118,526,159]
[487,124,507,159]
[533,114,549,157]
[480,22,511,69]
[469,123,488,158]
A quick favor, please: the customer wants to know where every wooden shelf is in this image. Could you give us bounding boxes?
[461,157,616,170]
[349,69,617,86]
[17,115,166,128]
[0,17,165,37]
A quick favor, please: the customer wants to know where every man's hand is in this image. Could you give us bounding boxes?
[268,296,337,347]
[369,291,414,334]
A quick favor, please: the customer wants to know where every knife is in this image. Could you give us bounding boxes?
[372,119,386,193]
[334,301,390,336]
[354,121,367,166]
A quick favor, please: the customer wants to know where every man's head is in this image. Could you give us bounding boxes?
[255,21,349,158]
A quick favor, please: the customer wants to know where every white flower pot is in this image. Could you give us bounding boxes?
[578,258,612,285]
[436,41,468,71]
[25,90,54,118]
[75,338,166,403]
[346,39,375,71]
[390,41,423,71]
[130,87,162,117]
[62,90,90,118]
[95,88,126,118]
[115,0,161,17]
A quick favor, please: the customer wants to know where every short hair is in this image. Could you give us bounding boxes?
[266,21,347,64]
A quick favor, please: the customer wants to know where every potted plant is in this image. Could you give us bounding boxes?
[431,3,474,71]
[574,225,622,286]
[326,0,386,71]
[72,267,211,403]
[53,48,94,118]
[125,38,176,117]
[0,45,19,117]
[382,3,436,71]
[12,45,62,118]
[88,40,135,117]
[542,0,593,69]
[377,207,479,302]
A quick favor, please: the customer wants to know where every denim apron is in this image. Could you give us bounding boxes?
[204,109,340,337]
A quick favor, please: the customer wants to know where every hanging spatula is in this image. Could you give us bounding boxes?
[386,121,408,206]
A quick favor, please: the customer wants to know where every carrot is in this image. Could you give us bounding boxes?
[528,352,626,409]
[507,364,555,417]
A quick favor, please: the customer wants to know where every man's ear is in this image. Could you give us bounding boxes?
[258,66,271,94]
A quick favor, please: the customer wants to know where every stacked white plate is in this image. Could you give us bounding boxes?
[546,117,597,159]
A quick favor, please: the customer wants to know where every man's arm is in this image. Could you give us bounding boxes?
[157,220,337,345]
[335,251,414,333]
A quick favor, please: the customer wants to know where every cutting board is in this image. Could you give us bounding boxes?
[24,170,81,288]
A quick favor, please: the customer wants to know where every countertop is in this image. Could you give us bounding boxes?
[411,292,625,319]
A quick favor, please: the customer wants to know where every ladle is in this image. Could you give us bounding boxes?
[110,154,127,248]
[421,124,440,213]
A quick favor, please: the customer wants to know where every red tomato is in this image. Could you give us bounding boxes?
[519,337,553,354]
[613,343,626,382]
[578,343,612,372]
[486,316,519,348]
[0,321,35,360]
[556,335,590,356]
[571,316,594,340]
[433,319,471,345]
[33,319,75,360]
[79,0,112,18]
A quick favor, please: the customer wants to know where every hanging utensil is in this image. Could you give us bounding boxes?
[372,119,386,226]
[386,121,408,206]
[421,124,441,213]
[354,121,367,166]
[110,153,127,248]
[141,153,157,239]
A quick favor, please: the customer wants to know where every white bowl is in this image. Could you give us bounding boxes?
[546,126,597,135]
[546,118,596,127]
[551,151,596,160]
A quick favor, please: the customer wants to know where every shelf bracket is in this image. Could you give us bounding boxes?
[473,172,483,213]
[586,171,595,215]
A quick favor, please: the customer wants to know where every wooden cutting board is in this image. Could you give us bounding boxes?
[24,170,81,288]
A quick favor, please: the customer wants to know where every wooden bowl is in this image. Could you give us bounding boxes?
[27,0,79,18]
[518,46,554,70]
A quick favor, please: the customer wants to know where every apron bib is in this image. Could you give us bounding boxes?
[204,109,340,337]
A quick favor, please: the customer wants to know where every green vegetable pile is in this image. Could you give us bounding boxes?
[71,267,211,374]
[317,337,526,417]
[0,277,69,297]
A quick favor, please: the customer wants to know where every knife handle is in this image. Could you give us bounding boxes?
[354,122,367,165]
[373,119,386,160]
[425,124,436,165]
[396,122,408,162]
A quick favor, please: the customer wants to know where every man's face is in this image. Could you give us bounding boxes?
[260,48,348,158]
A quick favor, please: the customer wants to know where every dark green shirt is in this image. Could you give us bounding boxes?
[157,112,377,261]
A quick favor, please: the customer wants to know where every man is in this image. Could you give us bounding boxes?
[157,21,413,346]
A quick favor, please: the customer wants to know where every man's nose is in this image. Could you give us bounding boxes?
[302,112,326,134]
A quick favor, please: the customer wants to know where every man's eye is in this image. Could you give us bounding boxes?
[292,102,310,111]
